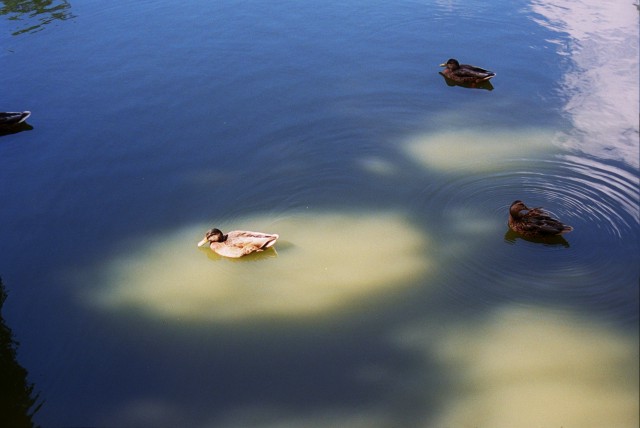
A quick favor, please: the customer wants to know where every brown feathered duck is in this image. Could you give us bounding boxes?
[508,200,573,237]
[439,59,495,84]
[197,228,279,258]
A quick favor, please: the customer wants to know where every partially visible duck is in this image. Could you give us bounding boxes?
[0,111,31,128]
[439,59,495,84]
[508,200,573,237]
[197,228,279,258]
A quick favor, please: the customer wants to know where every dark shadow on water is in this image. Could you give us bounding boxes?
[0,122,34,137]
[503,228,571,248]
[0,0,74,36]
[438,72,494,91]
[0,276,44,427]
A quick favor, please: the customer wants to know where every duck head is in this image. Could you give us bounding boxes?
[197,228,227,247]
[509,200,529,218]
[440,58,460,70]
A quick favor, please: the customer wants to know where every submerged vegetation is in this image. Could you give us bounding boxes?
[0,0,74,35]
[0,277,43,427]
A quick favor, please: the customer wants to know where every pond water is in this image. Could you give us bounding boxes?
[1,0,638,426]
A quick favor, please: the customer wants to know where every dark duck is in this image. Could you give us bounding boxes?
[508,200,573,237]
[439,59,495,84]
[0,111,31,129]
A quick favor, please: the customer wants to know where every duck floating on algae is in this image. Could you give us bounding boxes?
[197,228,279,258]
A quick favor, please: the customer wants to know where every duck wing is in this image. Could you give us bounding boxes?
[212,231,279,257]
[522,210,573,235]
[458,64,496,80]
[227,231,279,247]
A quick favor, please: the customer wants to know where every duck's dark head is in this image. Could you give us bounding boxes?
[440,58,460,70]
[509,200,529,218]
[197,228,227,247]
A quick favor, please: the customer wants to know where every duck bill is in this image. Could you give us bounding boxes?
[197,238,209,247]
[439,63,446,67]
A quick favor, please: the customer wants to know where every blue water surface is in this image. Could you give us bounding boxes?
[1,0,638,426]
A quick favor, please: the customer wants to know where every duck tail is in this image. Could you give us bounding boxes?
[560,225,574,234]
[263,234,279,248]
[18,111,31,123]
[15,110,31,125]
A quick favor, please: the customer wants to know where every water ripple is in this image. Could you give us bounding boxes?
[418,155,638,315]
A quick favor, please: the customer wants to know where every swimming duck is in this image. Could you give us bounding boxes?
[197,228,279,258]
[0,111,31,128]
[508,200,573,237]
[439,59,495,84]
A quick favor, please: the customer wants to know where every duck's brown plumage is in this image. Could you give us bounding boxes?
[439,58,495,84]
[508,200,573,237]
[197,228,279,258]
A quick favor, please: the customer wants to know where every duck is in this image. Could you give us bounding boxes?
[197,228,279,258]
[508,200,573,237]
[0,111,31,128]
[439,59,495,84]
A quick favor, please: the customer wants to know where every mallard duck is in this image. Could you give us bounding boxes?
[197,228,279,258]
[508,200,573,237]
[0,111,31,128]
[439,59,495,84]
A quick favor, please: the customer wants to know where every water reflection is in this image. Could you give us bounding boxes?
[399,305,639,428]
[0,0,74,35]
[407,149,637,303]
[504,228,570,247]
[529,0,639,168]
[78,211,433,322]
[357,156,397,177]
[403,128,556,172]
[555,155,640,236]
[211,406,393,428]
[0,277,43,427]
[438,72,494,91]
[0,122,33,137]
[159,305,638,428]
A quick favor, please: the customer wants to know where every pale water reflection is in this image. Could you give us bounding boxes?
[144,305,637,428]
[400,306,640,428]
[403,128,556,172]
[530,0,639,168]
[80,211,432,322]
[356,156,398,177]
